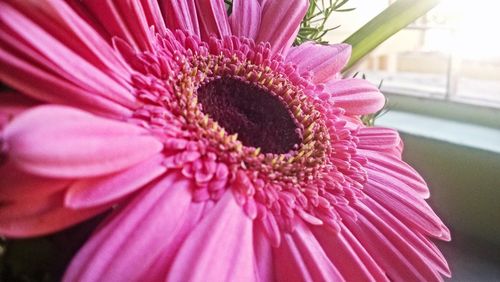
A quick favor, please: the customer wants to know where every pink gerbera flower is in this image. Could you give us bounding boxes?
[0,0,450,281]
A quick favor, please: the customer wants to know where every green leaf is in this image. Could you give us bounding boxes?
[342,0,440,72]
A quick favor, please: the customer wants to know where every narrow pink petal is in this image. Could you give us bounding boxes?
[286,42,351,83]
[111,1,156,51]
[195,0,232,40]
[0,191,107,238]
[3,105,163,178]
[311,225,388,281]
[168,191,256,281]
[253,223,275,281]
[122,204,217,281]
[358,127,402,155]
[5,0,132,85]
[65,154,167,208]
[261,212,282,247]
[135,202,217,280]
[140,0,168,36]
[0,160,70,201]
[361,149,430,198]
[365,168,448,239]
[229,0,261,39]
[161,0,201,37]
[82,0,155,52]
[353,202,445,281]
[64,0,114,39]
[324,78,385,115]
[145,201,213,279]
[416,231,451,273]
[0,2,136,108]
[273,233,313,281]
[256,0,308,54]
[0,47,133,117]
[64,172,193,281]
[283,221,345,281]
[343,211,431,281]
[363,198,451,277]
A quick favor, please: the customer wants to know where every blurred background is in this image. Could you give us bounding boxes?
[327,0,500,280]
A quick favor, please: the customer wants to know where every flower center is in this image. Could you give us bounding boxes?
[197,77,302,154]
[128,32,369,232]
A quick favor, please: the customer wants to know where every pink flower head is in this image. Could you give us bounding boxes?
[0,0,450,281]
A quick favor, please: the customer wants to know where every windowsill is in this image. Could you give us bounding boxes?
[375,110,500,154]
[380,93,500,130]
[376,109,500,281]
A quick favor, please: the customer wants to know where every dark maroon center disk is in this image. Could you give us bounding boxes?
[197,77,302,154]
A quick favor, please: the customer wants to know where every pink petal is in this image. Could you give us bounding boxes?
[145,201,213,279]
[161,0,201,37]
[324,78,385,115]
[65,154,167,208]
[289,223,345,281]
[81,0,156,52]
[64,0,113,38]
[168,191,256,281]
[253,223,275,281]
[140,0,168,37]
[0,160,70,202]
[0,2,136,108]
[64,172,193,281]
[364,169,449,239]
[286,42,351,83]
[273,232,313,281]
[4,0,132,85]
[311,224,389,281]
[3,105,163,178]
[261,212,282,247]
[0,92,38,130]
[0,92,38,116]
[351,201,446,281]
[256,0,308,54]
[358,127,402,155]
[343,210,432,281]
[361,149,430,198]
[229,0,261,39]
[0,191,107,238]
[363,198,450,277]
[0,47,133,117]
[274,221,345,281]
[195,0,232,40]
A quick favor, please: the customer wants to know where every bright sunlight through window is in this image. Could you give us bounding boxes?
[344,0,500,108]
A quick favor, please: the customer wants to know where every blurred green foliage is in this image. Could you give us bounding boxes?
[295,0,354,45]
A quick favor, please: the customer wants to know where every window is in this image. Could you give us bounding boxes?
[328,0,500,108]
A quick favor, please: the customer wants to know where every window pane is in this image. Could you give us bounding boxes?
[358,29,449,99]
[325,0,500,108]
[455,58,500,106]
